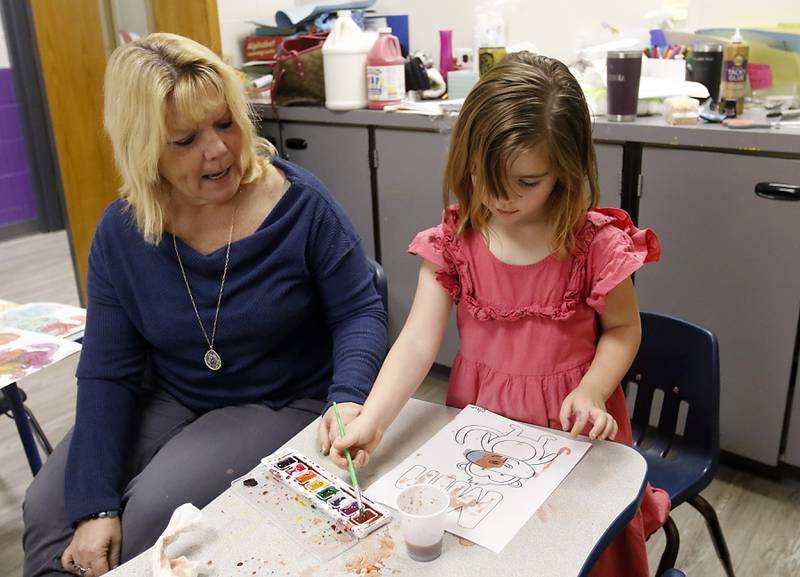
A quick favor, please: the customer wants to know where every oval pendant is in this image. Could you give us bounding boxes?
[204,348,222,371]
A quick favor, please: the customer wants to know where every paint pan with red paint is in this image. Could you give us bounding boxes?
[262,447,392,539]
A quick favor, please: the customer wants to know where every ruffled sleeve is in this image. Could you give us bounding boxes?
[585,207,661,314]
[408,205,462,302]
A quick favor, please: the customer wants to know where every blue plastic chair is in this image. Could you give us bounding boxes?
[660,570,687,577]
[623,311,735,577]
[366,257,388,315]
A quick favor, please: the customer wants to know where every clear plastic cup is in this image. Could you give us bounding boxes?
[396,484,450,562]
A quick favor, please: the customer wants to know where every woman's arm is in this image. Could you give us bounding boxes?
[329,259,452,468]
[63,213,147,574]
[560,276,641,439]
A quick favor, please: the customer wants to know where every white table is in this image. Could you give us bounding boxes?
[108,398,647,577]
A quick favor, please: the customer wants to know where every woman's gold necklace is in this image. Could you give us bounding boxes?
[172,207,236,371]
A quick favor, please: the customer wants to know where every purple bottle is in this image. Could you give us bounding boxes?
[439,30,454,83]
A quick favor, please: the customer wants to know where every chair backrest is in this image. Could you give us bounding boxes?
[623,311,720,484]
[366,257,388,315]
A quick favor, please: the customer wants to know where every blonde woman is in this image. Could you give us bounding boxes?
[22,33,385,577]
[331,53,669,577]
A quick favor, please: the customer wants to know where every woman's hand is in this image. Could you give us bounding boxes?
[559,383,618,441]
[61,517,122,576]
[329,412,384,471]
[318,402,362,456]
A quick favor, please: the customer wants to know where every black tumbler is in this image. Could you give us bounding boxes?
[687,44,723,104]
[606,50,643,122]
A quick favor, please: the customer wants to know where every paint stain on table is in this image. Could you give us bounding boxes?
[344,529,396,575]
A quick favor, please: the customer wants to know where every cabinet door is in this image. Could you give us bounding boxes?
[595,143,623,208]
[280,122,375,258]
[375,129,459,365]
[785,386,800,467]
[635,147,800,466]
[257,119,282,156]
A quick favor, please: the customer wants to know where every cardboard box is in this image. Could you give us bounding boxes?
[243,35,288,62]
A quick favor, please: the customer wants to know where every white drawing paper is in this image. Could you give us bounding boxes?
[0,328,82,389]
[0,302,86,338]
[365,404,592,553]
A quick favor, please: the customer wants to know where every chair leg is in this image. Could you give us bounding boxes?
[2,384,43,475]
[24,405,53,455]
[688,494,736,577]
[656,515,680,577]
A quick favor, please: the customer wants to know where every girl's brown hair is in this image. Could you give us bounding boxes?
[443,52,599,256]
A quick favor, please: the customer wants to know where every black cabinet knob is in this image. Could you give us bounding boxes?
[285,138,308,150]
[755,182,800,201]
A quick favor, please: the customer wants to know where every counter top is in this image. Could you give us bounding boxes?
[255,104,800,156]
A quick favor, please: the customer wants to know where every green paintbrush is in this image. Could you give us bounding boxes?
[332,402,364,514]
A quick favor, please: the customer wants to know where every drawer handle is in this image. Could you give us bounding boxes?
[285,138,308,150]
[755,182,800,201]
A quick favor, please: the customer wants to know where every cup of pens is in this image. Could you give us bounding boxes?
[396,484,450,562]
[606,50,642,122]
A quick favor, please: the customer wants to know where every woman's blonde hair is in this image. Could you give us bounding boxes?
[443,52,599,256]
[103,32,276,245]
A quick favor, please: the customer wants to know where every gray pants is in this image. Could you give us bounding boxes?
[22,387,325,577]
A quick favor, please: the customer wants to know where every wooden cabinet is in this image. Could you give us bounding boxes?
[634,147,800,466]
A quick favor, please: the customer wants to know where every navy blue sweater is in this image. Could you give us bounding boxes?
[65,159,387,523]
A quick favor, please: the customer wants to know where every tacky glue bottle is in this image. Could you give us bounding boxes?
[719,28,749,115]
[366,28,405,110]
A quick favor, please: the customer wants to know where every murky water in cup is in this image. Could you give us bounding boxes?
[396,484,450,562]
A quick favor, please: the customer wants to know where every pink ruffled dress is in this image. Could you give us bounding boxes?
[409,205,670,577]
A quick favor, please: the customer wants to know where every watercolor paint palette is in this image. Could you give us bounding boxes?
[230,463,358,562]
[262,447,392,539]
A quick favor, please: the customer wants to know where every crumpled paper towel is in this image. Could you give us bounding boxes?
[151,503,203,577]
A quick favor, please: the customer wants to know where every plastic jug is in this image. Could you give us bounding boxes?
[366,28,405,110]
[322,11,370,110]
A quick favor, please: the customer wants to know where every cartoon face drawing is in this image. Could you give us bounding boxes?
[470,451,507,469]
[455,424,559,488]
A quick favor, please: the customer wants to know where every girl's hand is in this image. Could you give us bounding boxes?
[61,517,122,576]
[329,412,384,471]
[559,384,618,441]
[318,402,362,455]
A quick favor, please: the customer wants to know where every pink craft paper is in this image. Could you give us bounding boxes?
[747,64,772,90]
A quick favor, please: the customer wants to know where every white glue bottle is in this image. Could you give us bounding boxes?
[322,11,370,110]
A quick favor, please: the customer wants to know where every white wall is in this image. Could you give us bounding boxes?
[218,0,288,67]
[113,0,150,39]
[365,0,800,66]
[0,9,10,68]
[223,0,800,69]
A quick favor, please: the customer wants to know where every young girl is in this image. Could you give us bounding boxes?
[326,52,669,576]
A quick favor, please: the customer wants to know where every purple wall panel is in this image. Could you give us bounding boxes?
[0,69,15,105]
[0,105,23,140]
[0,67,37,226]
[0,172,36,223]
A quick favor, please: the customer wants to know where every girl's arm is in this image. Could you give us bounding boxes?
[328,259,453,469]
[560,276,641,440]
